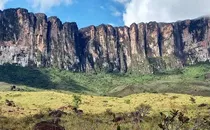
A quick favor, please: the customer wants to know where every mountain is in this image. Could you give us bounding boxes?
[0,8,210,73]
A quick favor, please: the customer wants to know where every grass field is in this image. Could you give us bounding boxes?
[0,91,209,116]
[0,91,210,130]
[0,63,210,129]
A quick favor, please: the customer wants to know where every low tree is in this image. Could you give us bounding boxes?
[131,104,151,129]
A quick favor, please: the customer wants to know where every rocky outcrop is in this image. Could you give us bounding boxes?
[0,8,80,71]
[1,8,210,73]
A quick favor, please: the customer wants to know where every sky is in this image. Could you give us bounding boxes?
[1,0,210,28]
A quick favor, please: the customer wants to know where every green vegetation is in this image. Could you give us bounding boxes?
[0,63,210,129]
[1,63,210,97]
[0,92,210,130]
[72,94,82,108]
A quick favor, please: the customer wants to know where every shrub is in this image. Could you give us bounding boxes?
[190,97,196,104]
[158,109,189,130]
[170,96,179,100]
[105,109,113,116]
[72,95,82,108]
[134,104,151,119]
[124,99,130,104]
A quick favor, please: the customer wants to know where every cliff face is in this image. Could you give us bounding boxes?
[0,8,210,73]
[0,8,79,71]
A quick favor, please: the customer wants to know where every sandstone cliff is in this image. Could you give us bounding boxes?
[0,8,210,73]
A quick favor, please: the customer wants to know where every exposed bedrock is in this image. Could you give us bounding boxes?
[1,8,210,73]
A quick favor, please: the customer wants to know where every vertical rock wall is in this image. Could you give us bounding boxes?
[1,8,210,73]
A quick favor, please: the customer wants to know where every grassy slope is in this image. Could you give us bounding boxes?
[0,91,209,117]
[1,63,210,97]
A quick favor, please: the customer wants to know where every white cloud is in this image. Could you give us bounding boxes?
[0,0,8,10]
[112,10,121,17]
[114,0,130,4]
[110,6,122,17]
[30,0,73,12]
[116,0,210,26]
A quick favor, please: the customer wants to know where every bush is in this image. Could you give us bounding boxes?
[158,109,190,130]
[124,99,130,104]
[72,95,82,108]
[105,108,113,116]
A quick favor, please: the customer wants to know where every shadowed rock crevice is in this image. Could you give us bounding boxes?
[157,24,162,57]
[143,24,148,58]
[173,22,184,61]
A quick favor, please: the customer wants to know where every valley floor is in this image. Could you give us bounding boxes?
[0,91,210,130]
[0,63,210,129]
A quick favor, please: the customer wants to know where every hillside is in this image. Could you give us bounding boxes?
[0,61,210,129]
[1,63,210,97]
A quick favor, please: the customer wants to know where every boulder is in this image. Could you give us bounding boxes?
[33,121,65,130]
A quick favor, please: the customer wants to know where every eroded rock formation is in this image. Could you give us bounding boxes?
[1,8,210,73]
